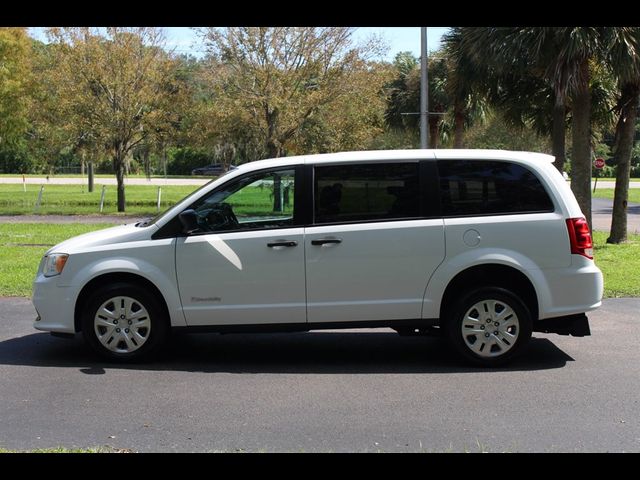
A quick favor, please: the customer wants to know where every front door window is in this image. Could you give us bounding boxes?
[189,168,296,233]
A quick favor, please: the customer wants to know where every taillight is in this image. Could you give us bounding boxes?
[566,218,594,259]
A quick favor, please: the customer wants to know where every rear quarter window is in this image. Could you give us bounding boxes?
[437,160,554,216]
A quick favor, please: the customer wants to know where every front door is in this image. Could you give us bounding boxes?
[175,167,306,326]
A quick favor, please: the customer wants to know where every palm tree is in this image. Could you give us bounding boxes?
[441,28,490,148]
[426,56,450,148]
[385,51,420,133]
[603,28,640,244]
[384,51,450,148]
[457,27,604,229]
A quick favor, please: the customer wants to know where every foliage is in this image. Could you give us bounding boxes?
[197,27,385,158]
[0,145,34,174]
[462,109,551,152]
[166,146,214,175]
[383,50,454,147]
[0,28,31,149]
[45,27,184,211]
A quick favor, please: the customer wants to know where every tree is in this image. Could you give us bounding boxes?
[0,28,31,152]
[47,27,177,212]
[458,27,605,229]
[199,27,382,159]
[604,28,640,244]
[383,51,452,148]
[441,28,489,148]
[384,51,420,133]
[296,61,391,154]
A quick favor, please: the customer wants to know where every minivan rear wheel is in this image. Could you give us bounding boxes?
[444,287,532,367]
[81,282,169,362]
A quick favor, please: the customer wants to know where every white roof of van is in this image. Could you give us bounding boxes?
[234,149,555,172]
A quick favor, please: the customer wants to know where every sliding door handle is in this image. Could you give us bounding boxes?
[311,238,342,246]
[267,240,298,248]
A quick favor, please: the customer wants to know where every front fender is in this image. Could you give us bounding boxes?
[63,239,186,327]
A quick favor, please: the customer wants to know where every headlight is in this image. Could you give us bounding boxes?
[43,253,69,277]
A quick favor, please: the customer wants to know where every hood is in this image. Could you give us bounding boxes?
[46,223,158,255]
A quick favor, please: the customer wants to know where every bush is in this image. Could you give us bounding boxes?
[0,147,34,174]
[167,147,213,175]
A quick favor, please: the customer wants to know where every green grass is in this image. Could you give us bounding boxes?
[593,231,640,298]
[592,177,640,181]
[0,223,116,297]
[0,184,200,216]
[2,224,638,299]
[592,188,640,203]
[0,183,293,217]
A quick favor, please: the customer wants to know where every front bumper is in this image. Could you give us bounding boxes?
[32,274,77,334]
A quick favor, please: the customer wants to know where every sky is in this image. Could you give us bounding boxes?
[30,27,450,61]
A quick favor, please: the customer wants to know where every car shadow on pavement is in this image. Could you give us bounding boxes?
[0,330,574,374]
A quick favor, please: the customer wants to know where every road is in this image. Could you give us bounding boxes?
[592,197,640,234]
[0,297,638,452]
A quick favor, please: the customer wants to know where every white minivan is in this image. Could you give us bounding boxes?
[32,150,603,366]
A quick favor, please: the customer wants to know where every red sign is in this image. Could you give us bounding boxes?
[594,158,605,169]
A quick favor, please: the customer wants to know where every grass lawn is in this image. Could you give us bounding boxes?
[593,231,640,298]
[0,223,116,297]
[1,224,638,299]
[592,188,640,203]
[0,184,199,216]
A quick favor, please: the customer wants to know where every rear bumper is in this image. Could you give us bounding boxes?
[533,313,591,337]
[538,260,603,319]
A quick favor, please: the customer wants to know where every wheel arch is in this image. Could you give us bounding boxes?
[439,264,539,323]
[74,272,170,333]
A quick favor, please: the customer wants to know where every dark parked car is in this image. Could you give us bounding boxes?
[191,164,236,176]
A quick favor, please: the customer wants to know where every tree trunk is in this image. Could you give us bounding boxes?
[428,117,439,149]
[453,107,465,148]
[551,102,566,173]
[143,148,151,180]
[265,139,283,212]
[272,173,282,213]
[570,61,593,231]
[113,142,126,212]
[116,161,126,212]
[607,84,639,244]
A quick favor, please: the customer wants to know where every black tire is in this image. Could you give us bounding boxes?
[443,287,532,367]
[81,282,169,362]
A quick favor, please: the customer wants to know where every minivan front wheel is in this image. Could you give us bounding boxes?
[445,287,532,367]
[81,283,169,362]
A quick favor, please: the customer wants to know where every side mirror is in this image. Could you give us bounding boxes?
[178,209,199,235]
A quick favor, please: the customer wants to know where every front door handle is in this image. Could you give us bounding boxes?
[311,238,343,246]
[267,240,298,248]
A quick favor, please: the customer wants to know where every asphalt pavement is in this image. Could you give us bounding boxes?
[592,197,640,234]
[0,297,638,452]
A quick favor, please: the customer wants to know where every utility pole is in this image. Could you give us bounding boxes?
[420,27,428,149]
